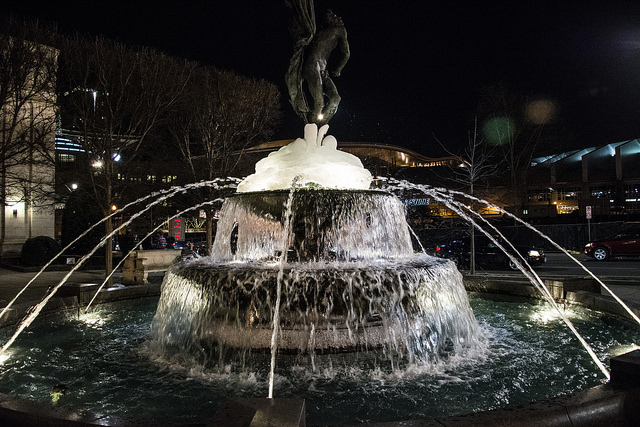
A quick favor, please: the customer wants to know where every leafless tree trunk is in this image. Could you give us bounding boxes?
[436,118,499,273]
[60,34,196,281]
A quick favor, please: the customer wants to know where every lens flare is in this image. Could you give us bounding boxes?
[525,99,557,124]
[482,116,515,146]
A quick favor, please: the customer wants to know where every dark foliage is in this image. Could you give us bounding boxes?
[20,236,59,266]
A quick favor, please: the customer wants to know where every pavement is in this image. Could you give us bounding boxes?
[0,267,115,309]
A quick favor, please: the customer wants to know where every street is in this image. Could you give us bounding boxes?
[470,252,640,306]
[535,252,640,279]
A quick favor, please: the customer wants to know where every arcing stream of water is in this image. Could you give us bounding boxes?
[269,178,300,398]
[390,177,640,328]
[0,178,240,355]
[2,294,635,424]
[382,177,635,379]
[0,173,634,392]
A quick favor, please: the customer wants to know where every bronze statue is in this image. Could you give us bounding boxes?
[285,0,350,126]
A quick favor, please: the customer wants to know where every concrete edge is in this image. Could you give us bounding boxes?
[0,282,162,330]
[463,274,640,323]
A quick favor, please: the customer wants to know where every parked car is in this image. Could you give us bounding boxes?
[584,230,640,261]
[435,234,546,270]
[172,240,193,251]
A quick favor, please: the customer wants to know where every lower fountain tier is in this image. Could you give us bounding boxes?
[150,254,481,357]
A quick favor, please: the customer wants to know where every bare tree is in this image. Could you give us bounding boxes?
[436,118,499,273]
[59,34,196,281]
[167,66,281,251]
[0,18,58,255]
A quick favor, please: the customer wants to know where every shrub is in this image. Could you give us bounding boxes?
[20,236,60,266]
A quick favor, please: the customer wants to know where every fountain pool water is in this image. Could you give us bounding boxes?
[0,295,638,424]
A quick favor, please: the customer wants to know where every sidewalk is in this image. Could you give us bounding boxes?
[0,267,114,309]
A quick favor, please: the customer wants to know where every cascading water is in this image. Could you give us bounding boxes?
[149,189,483,362]
[147,125,485,388]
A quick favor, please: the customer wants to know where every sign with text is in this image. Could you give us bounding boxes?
[171,218,185,242]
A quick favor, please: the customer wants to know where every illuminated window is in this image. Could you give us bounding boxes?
[558,188,581,200]
[590,185,614,198]
[624,184,640,205]
[57,153,76,163]
[527,189,550,202]
[162,175,178,183]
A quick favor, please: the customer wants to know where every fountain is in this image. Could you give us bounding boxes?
[149,124,483,366]
[0,126,640,423]
[0,2,639,425]
[139,123,637,424]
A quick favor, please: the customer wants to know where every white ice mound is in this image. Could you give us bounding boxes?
[236,123,372,192]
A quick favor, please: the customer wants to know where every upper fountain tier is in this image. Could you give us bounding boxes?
[237,124,372,192]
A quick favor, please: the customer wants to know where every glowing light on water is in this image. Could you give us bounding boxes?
[78,312,106,326]
[382,178,613,379]
[530,306,565,324]
[427,181,640,330]
[0,178,240,327]
[0,179,240,357]
[2,296,638,424]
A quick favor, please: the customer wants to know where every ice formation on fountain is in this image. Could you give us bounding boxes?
[237,123,372,192]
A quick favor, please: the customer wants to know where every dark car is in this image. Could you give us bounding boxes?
[172,240,193,251]
[584,230,640,261]
[435,234,546,270]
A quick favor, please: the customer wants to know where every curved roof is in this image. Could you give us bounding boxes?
[246,140,462,168]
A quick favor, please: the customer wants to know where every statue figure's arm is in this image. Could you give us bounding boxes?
[332,30,350,77]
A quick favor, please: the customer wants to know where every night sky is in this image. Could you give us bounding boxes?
[3,0,640,156]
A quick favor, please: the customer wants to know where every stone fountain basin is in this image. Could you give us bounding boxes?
[0,275,638,425]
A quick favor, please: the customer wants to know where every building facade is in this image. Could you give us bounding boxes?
[0,37,58,256]
[525,139,640,220]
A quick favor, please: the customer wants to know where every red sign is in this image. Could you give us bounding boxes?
[171,218,184,241]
